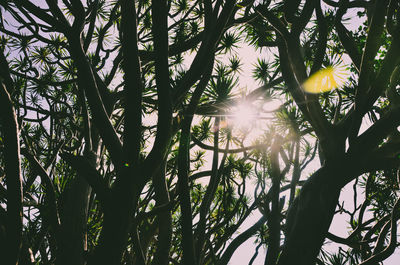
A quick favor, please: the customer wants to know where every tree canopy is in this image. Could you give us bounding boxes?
[1,0,400,265]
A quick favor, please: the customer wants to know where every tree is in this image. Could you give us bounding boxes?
[0,0,400,265]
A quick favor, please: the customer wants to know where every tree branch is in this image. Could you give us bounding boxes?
[121,0,143,167]
[218,215,267,265]
[60,153,111,209]
[0,53,23,265]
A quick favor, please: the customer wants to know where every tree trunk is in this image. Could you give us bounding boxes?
[88,167,142,265]
[278,165,343,265]
[0,81,23,265]
[57,176,91,265]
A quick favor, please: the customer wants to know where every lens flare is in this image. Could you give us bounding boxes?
[303,66,348,94]
[231,103,257,129]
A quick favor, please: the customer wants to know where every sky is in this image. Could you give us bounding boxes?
[220,10,400,265]
[2,2,400,264]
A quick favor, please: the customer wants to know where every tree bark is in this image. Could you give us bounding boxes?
[88,180,140,265]
[151,161,172,265]
[265,137,282,265]
[0,77,23,264]
[57,176,91,265]
[278,164,343,265]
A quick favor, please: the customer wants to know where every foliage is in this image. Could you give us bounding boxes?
[0,1,400,265]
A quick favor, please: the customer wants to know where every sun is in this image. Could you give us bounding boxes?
[229,103,257,129]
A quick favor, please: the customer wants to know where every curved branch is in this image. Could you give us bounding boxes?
[218,215,267,265]
[358,198,400,265]
[334,0,362,71]
[66,34,124,168]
